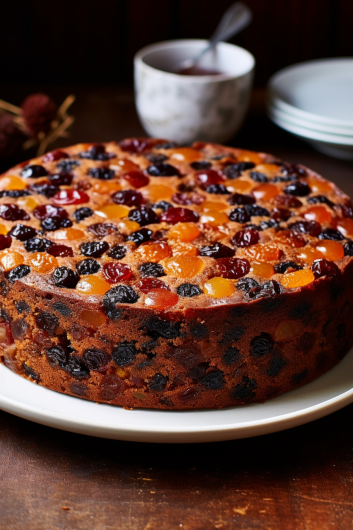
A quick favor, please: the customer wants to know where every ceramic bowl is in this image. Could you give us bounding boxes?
[134,39,255,144]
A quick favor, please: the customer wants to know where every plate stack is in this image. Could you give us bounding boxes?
[267,58,353,160]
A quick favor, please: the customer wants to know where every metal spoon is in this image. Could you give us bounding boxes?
[175,2,252,74]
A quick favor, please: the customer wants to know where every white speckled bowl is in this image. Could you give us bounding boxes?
[134,39,255,144]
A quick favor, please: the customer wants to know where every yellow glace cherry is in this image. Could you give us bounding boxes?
[252,163,279,175]
[203,277,236,298]
[0,250,24,271]
[202,201,228,212]
[141,184,174,202]
[136,241,172,262]
[237,150,263,165]
[306,176,332,193]
[76,275,111,295]
[110,159,139,173]
[93,181,121,194]
[118,220,140,235]
[0,175,26,191]
[51,228,85,240]
[164,256,204,278]
[17,197,38,211]
[225,178,253,193]
[250,260,275,279]
[200,211,229,226]
[0,225,7,235]
[280,270,315,289]
[252,183,279,201]
[80,309,106,327]
[27,253,58,273]
[170,242,198,257]
[168,222,200,242]
[167,147,202,162]
[95,204,129,220]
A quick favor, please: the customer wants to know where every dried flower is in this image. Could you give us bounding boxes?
[21,93,57,137]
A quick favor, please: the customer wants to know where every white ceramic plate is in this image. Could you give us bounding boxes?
[1,347,353,443]
[268,58,353,127]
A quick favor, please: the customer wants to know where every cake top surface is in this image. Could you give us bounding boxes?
[0,137,352,313]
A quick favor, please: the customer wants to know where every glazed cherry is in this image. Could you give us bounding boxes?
[0,204,30,221]
[103,262,133,283]
[288,220,321,237]
[33,204,68,220]
[49,172,74,186]
[147,163,179,176]
[0,234,12,250]
[217,257,250,279]
[284,181,311,197]
[160,207,199,224]
[144,289,179,309]
[136,278,170,293]
[199,243,235,258]
[42,150,69,162]
[47,244,74,257]
[128,207,159,226]
[122,171,150,189]
[227,193,255,205]
[195,169,224,189]
[8,225,37,241]
[231,228,260,247]
[271,207,291,221]
[311,259,340,279]
[112,189,144,207]
[119,137,157,153]
[171,192,205,205]
[275,229,306,248]
[21,165,48,179]
[272,195,302,208]
[52,189,89,205]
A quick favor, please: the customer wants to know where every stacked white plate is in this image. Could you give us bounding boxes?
[267,58,353,160]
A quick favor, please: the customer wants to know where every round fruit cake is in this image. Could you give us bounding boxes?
[0,137,352,409]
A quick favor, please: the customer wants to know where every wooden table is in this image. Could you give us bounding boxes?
[1,88,353,530]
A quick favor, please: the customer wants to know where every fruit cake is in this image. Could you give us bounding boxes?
[0,137,352,410]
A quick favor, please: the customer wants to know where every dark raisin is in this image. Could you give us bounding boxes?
[318,229,344,241]
[53,301,71,316]
[6,265,31,283]
[24,237,53,253]
[176,283,202,297]
[14,300,30,314]
[289,302,310,319]
[0,204,30,221]
[250,171,268,183]
[147,163,179,176]
[46,345,68,367]
[65,355,90,379]
[83,348,110,371]
[223,347,240,365]
[292,369,308,385]
[222,162,255,179]
[229,208,251,223]
[107,245,127,260]
[190,161,211,170]
[284,181,311,196]
[337,204,353,218]
[220,326,244,343]
[190,322,208,339]
[205,184,230,194]
[307,195,334,207]
[71,382,88,396]
[189,363,208,381]
[152,201,172,211]
[145,317,180,339]
[311,259,340,279]
[281,162,306,177]
[139,262,165,277]
[104,285,139,308]
[149,373,168,391]
[36,311,58,335]
[145,153,168,163]
[41,217,73,231]
[112,341,138,367]
[231,376,257,401]
[23,364,40,381]
[155,142,178,149]
[0,189,30,198]
[344,241,353,256]
[80,241,109,258]
[76,258,100,275]
[87,167,115,180]
[274,261,302,273]
[87,223,116,238]
[250,333,274,357]
[100,374,125,400]
[201,370,224,390]
[21,165,48,178]
[80,144,114,161]
[128,206,159,226]
[260,219,278,230]
[53,267,79,288]
[29,182,59,198]
[199,242,235,259]
[289,220,321,237]
[245,204,270,217]
[74,207,93,222]
[49,172,73,186]
[231,228,260,247]
[57,159,80,171]
[112,190,144,207]
[267,354,286,377]
[127,228,153,246]
[249,280,281,300]
[236,277,260,292]
[177,386,199,402]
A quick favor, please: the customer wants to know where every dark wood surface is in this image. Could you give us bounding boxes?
[1,87,353,530]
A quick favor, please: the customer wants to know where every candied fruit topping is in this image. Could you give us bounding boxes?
[47,244,73,257]
[80,241,109,258]
[76,275,111,295]
[168,222,200,242]
[168,147,202,162]
[160,207,199,224]
[74,207,93,222]
[217,257,250,279]
[225,178,253,193]
[334,218,353,238]
[122,170,149,188]
[252,183,279,201]
[141,184,174,202]
[52,228,85,240]
[164,256,204,278]
[136,241,172,263]
[170,242,198,257]
[0,250,24,271]
[96,204,129,220]
[136,278,170,293]
[147,163,179,176]
[274,229,306,248]
[172,192,205,205]
[52,190,89,205]
[21,165,48,179]
[289,220,321,237]
[272,195,302,208]
[77,258,101,275]
[311,259,340,279]
[244,243,282,261]
[280,270,315,288]
[128,206,159,226]
[127,228,153,246]
[315,240,344,261]
[93,181,121,194]
[28,253,58,273]
[231,228,260,247]
[0,234,11,251]
[202,200,228,211]
[0,204,30,221]
[112,190,144,207]
[9,224,37,241]
[195,169,224,189]
[200,211,229,226]
[203,277,236,298]
[145,289,179,309]
[295,246,324,264]
[6,265,31,283]
[306,176,332,193]
[0,175,26,191]
[250,260,275,279]
[103,262,132,284]
[284,181,311,196]
[304,205,332,224]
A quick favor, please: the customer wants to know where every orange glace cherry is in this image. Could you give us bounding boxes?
[76,275,111,295]
[80,310,106,327]
[237,151,263,165]
[164,256,204,278]
[144,289,179,309]
[203,277,236,298]
[304,206,332,223]
[168,223,200,242]
[0,225,7,235]
[244,244,282,261]
[51,228,85,240]
[170,242,198,257]
[92,181,121,194]
[274,230,305,248]
[0,175,26,191]
[0,250,24,271]
[201,201,228,212]
[110,159,139,174]
[27,253,58,273]
[314,240,344,261]
[200,211,229,226]
[225,179,253,194]
[252,163,280,175]
[252,183,279,201]
[306,176,332,193]
[136,241,172,262]
[334,218,353,238]
[141,184,174,202]
[95,204,129,220]
[250,261,275,279]
[280,269,315,288]
[167,147,202,162]
[295,246,324,264]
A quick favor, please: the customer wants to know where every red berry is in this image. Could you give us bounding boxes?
[119,138,158,153]
[0,234,12,251]
[0,204,30,221]
[271,207,291,221]
[171,192,205,205]
[33,204,68,220]
[47,245,74,257]
[122,171,150,188]
[103,262,133,283]
[231,228,260,247]
[160,207,199,224]
[112,190,144,206]
[135,278,170,293]
[195,169,224,189]
[52,189,89,205]
[42,150,69,162]
[217,257,250,279]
